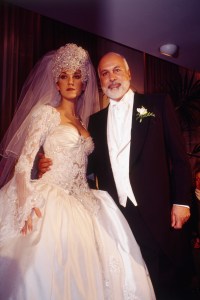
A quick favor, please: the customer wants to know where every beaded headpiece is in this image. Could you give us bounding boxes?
[51,43,89,83]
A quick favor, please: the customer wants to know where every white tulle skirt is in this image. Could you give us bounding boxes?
[0,182,155,299]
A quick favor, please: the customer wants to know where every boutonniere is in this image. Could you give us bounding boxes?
[136,106,155,123]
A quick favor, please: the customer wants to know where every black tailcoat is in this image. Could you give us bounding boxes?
[88,93,192,269]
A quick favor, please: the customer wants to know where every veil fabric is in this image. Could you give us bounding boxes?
[0,48,100,187]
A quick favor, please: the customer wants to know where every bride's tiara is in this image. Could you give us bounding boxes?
[51,43,89,83]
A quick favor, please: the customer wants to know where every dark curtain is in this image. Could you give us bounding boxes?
[0,2,99,140]
[144,53,200,175]
[144,53,180,94]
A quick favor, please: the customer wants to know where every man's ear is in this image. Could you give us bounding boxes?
[128,69,131,81]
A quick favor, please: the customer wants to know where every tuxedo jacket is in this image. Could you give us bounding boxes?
[88,92,192,258]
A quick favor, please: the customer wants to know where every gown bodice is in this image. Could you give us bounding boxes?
[40,122,100,215]
[42,124,93,192]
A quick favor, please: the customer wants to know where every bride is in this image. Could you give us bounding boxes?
[0,43,155,300]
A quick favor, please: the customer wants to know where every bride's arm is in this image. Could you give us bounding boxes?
[14,105,57,233]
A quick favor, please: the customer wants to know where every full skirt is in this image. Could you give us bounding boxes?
[0,181,155,299]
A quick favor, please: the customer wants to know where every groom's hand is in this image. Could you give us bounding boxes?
[171,205,190,229]
[38,153,52,178]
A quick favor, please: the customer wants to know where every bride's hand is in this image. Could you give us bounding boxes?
[21,207,42,235]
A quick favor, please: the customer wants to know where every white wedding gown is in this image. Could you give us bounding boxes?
[0,105,155,300]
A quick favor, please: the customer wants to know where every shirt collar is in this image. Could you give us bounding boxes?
[109,89,134,108]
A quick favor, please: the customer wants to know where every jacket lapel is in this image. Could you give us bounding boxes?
[130,93,151,166]
[100,94,152,167]
[99,107,111,164]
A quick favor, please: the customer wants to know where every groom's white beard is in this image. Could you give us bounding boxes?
[102,80,130,101]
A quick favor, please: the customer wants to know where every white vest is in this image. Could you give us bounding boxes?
[107,89,137,207]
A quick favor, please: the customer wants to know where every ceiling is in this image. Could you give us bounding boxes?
[6,0,200,72]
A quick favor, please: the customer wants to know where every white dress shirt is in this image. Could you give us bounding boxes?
[107,89,137,207]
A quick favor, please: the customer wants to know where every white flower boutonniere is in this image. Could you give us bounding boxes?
[136,106,155,123]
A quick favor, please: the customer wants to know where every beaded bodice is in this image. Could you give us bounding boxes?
[41,124,99,213]
[42,125,93,189]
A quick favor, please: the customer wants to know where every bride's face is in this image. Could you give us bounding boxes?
[56,69,85,100]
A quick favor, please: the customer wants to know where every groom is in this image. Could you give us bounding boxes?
[87,52,193,299]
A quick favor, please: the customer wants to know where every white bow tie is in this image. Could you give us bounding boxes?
[110,102,130,122]
[110,100,128,109]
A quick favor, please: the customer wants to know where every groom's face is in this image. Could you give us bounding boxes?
[98,53,131,101]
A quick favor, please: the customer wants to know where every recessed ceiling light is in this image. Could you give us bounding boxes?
[159,44,179,58]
